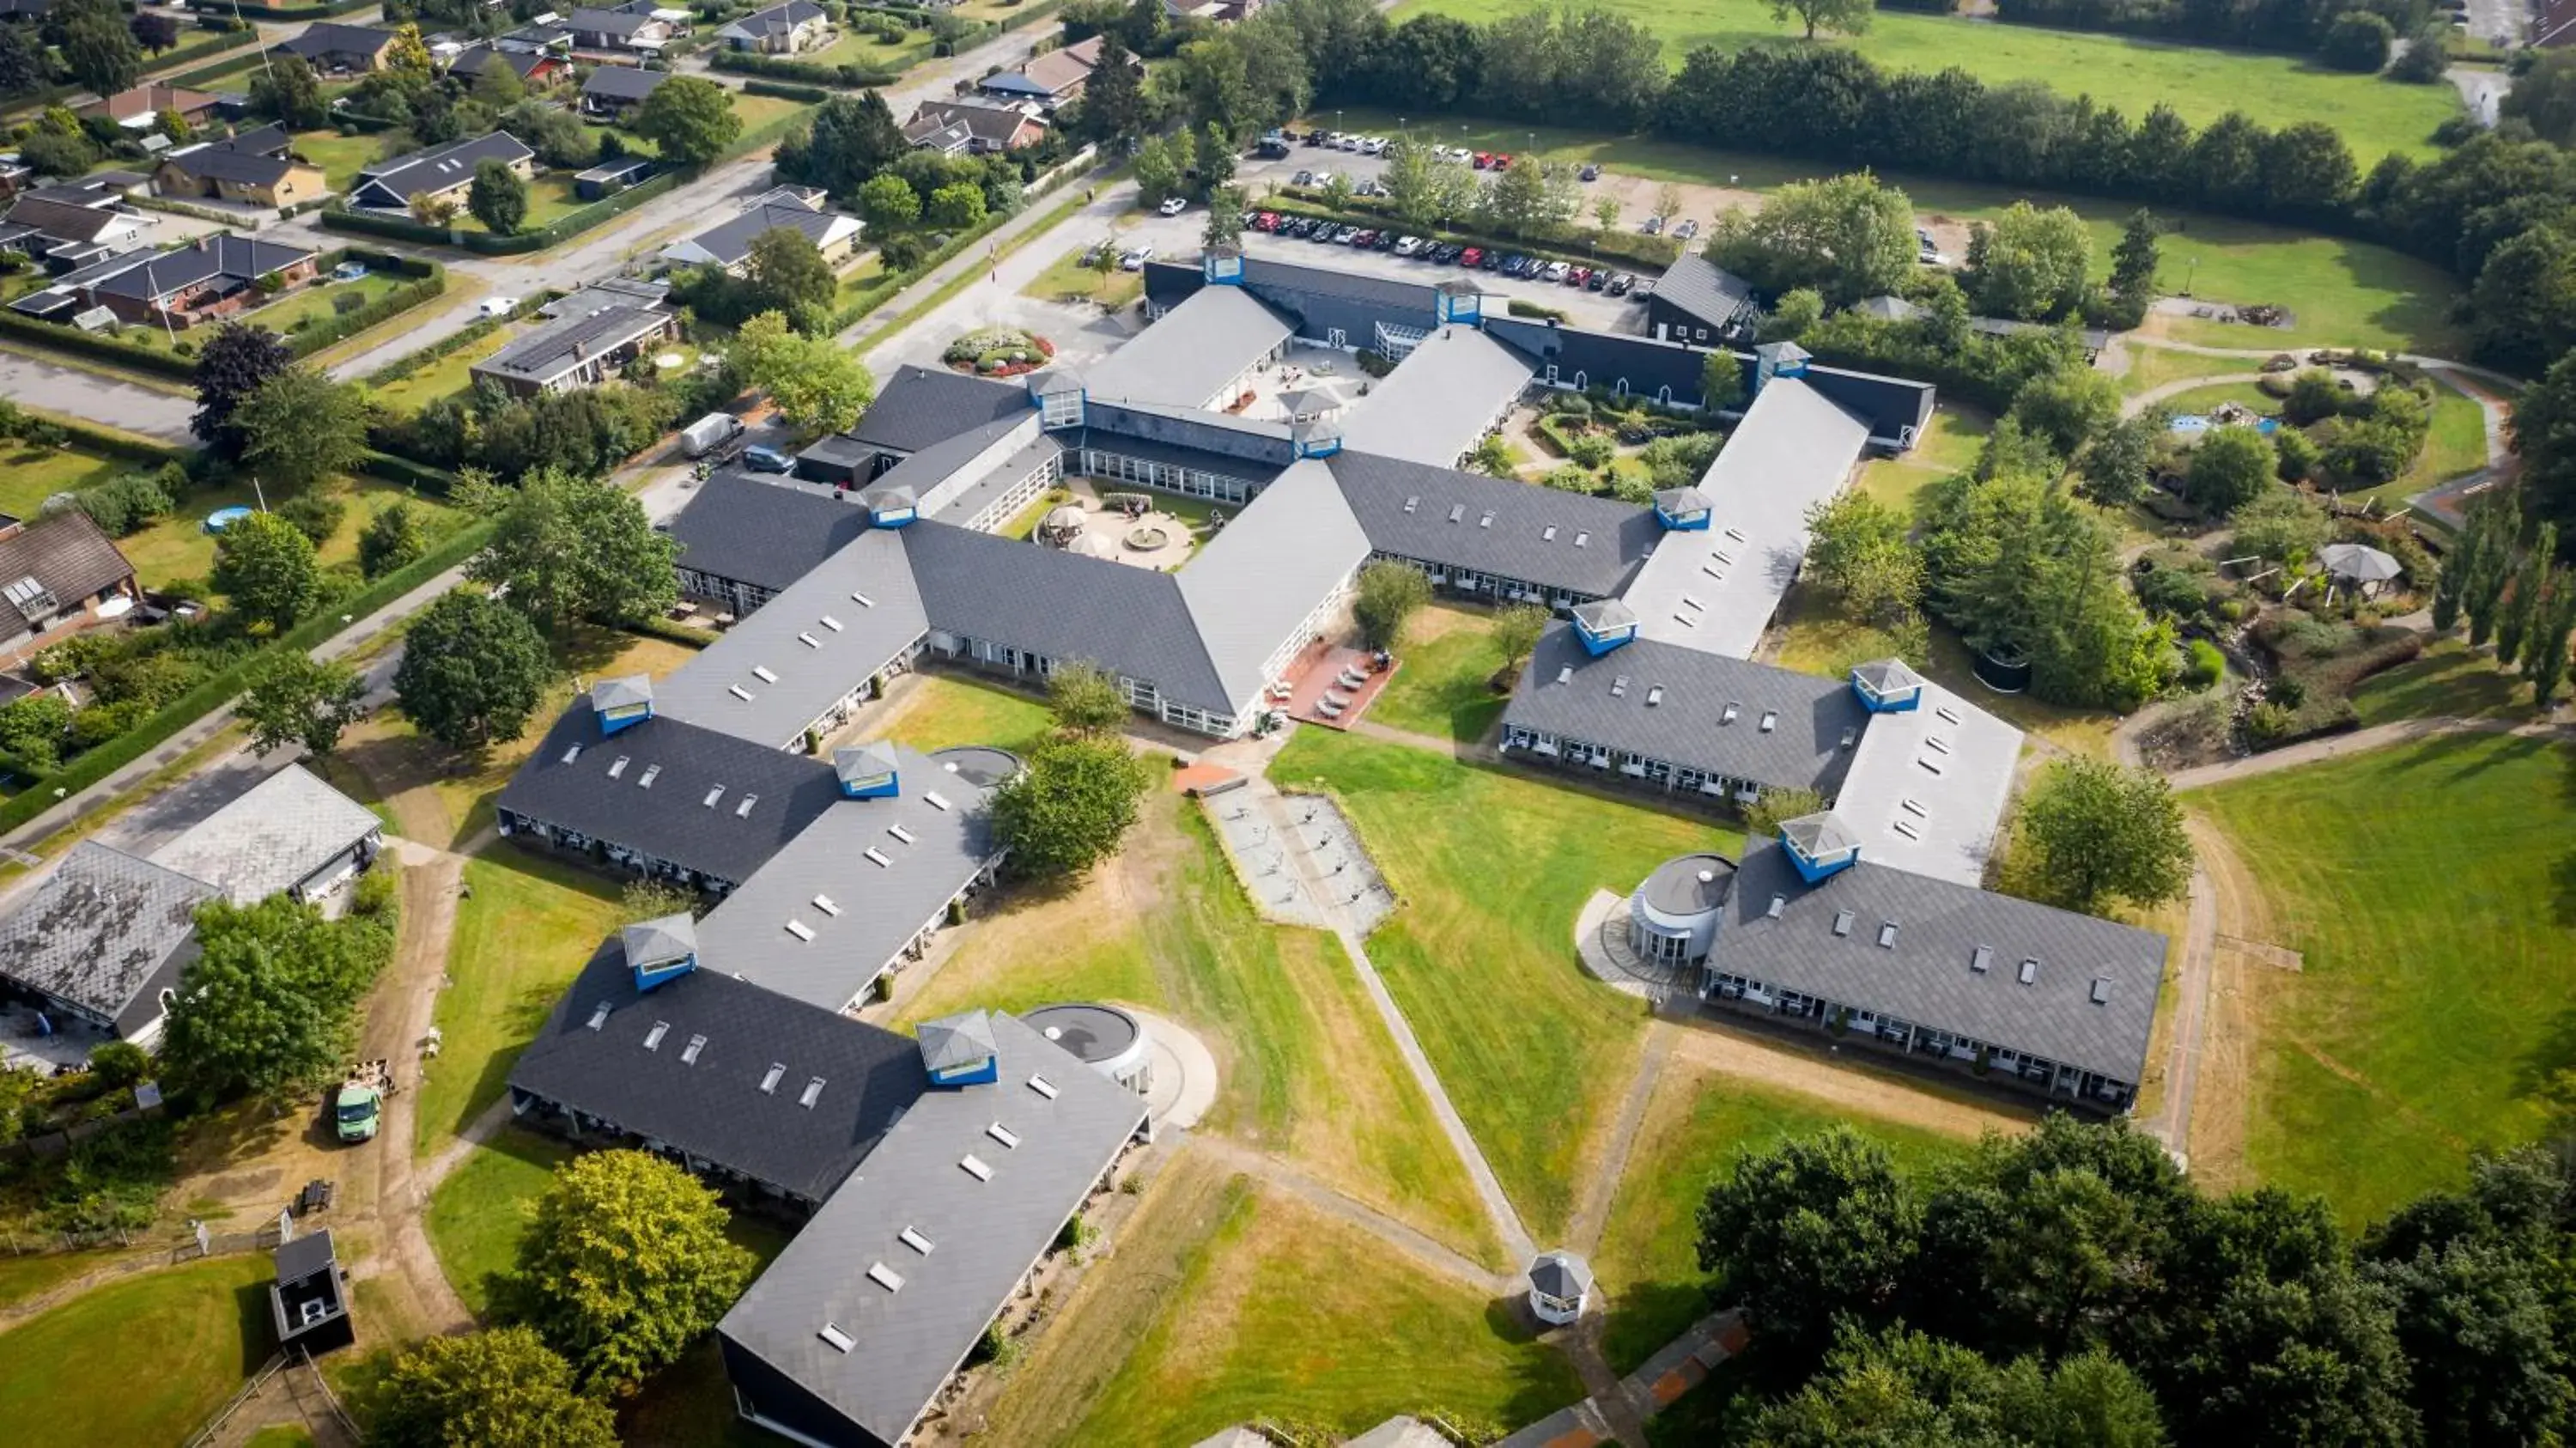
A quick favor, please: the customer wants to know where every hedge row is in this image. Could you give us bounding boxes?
[355,449,459,496]
[0,251,445,376]
[0,515,490,837]
[121,29,254,84]
[1265,190,1682,271]
[21,412,188,468]
[282,263,448,357]
[358,290,556,388]
[823,150,1099,335]
[0,309,195,380]
[740,79,833,104]
[710,48,903,88]
[617,613,719,650]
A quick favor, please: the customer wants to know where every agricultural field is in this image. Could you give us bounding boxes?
[0,1253,273,1445]
[1371,602,1515,744]
[2190,732,2576,1226]
[1268,729,1719,1241]
[896,788,1503,1262]
[1384,0,2458,164]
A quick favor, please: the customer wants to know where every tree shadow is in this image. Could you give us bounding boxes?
[2513,1003,2576,1105]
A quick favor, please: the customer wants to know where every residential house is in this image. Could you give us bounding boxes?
[469,294,680,397]
[48,233,319,330]
[153,134,329,209]
[0,843,216,1048]
[346,131,535,212]
[565,6,674,52]
[149,763,385,907]
[975,34,1113,108]
[0,193,153,270]
[716,0,830,53]
[81,83,223,132]
[660,186,862,273]
[0,510,139,669]
[450,41,571,88]
[578,63,667,118]
[276,21,404,74]
[1642,251,1759,347]
[902,99,1047,155]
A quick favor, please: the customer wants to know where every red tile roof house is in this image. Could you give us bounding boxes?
[81,82,225,131]
[52,233,319,331]
[0,511,141,671]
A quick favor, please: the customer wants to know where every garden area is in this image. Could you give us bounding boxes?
[1024,245,1145,309]
[1509,390,1722,503]
[1268,728,1723,1242]
[2190,731,2576,1226]
[70,270,415,364]
[943,325,1056,378]
[1368,603,1516,744]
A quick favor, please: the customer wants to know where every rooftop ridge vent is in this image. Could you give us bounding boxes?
[1680,594,1704,611]
[1892,818,1921,840]
[799,1076,825,1108]
[865,847,892,867]
[704,786,726,807]
[1645,685,1664,706]
[924,790,953,812]
[586,1001,611,1030]
[1721,703,1740,724]
[899,1226,933,1254]
[1479,510,1493,528]
[888,824,915,843]
[1759,710,1777,733]
[819,1323,855,1353]
[1723,526,1747,542]
[761,1063,785,1093]
[1900,798,1927,818]
[1609,676,1628,697]
[812,894,841,916]
[960,1153,993,1181]
[681,1034,706,1064]
[820,614,843,631]
[1925,736,1952,755]
[751,666,779,683]
[643,1020,669,1049]
[1702,563,1725,580]
[1671,613,1694,628]
[1028,1074,1059,1099]
[866,1262,903,1293]
[785,919,815,942]
[1918,757,1945,776]
[728,684,754,702]
[987,1122,1021,1148]
[1936,704,1960,724]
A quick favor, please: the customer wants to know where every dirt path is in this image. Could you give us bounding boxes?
[2138,857,2219,1164]
[1665,1020,2032,1141]
[2164,715,2567,791]
[1566,1020,1677,1258]
[2178,814,2275,1191]
[1189,1136,1509,1295]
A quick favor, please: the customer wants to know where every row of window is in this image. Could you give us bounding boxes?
[1705,970,2134,1104]
[1502,725,1769,802]
[1075,448,1258,505]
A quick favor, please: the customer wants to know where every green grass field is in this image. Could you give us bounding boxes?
[1056,1172,1583,1445]
[899,789,1504,1261]
[95,273,411,362]
[290,129,394,191]
[1372,603,1514,743]
[1022,246,1145,308]
[423,1127,575,1317]
[2191,733,2576,1225]
[0,1254,272,1444]
[114,475,466,596]
[2350,640,2535,724]
[412,851,628,1157]
[2118,348,2269,397]
[0,439,133,517]
[364,325,514,412]
[1270,729,1725,1241]
[1590,1063,1974,1372]
[0,1248,112,1311]
[864,672,1056,754]
[1386,0,2455,164]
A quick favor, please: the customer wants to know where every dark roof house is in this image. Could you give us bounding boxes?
[347,132,534,210]
[0,841,218,1039]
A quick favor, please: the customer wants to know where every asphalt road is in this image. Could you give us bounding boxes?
[0,351,196,441]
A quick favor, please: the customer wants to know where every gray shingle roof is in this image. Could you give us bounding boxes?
[0,841,216,1032]
[668,186,855,269]
[1334,325,1533,467]
[718,1011,1145,1448]
[1720,839,2165,1084]
[1085,284,1294,410]
[847,366,1031,454]
[1330,451,1657,599]
[471,301,671,386]
[60,233,315,302]
[718,0,824,39]
[690,744,997,1013]
[351,132,533,205]
[147,764,380,905]
[497,708,842,886]
[0,196,130,245]
[656,529,930,746]
[1528,1250,1592,1298]
[507,934,932,1202]
[159,143,301,187]
[904,520,1236,715]
[0,510,133,637]
[277,21,395,60]
[669,469,875,597]
[580,64,667,100]
[1653,251,1757,334]
[1503,624,1871,795]
[1176,458,1371,704]
[1239,254,1441,321]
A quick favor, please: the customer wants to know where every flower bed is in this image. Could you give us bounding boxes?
[944,327,1057,377]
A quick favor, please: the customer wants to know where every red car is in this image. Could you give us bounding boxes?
[1565,265,1592,287]
[1459,246,1484,267]
[1493,153,1514,170]
[1473,151,1493,169]
[1256,211,1281,230]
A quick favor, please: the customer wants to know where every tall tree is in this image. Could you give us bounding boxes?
[2184,424,2274,517]
[744,227,836,323]
[2014,757,2193,914]
[190,322,294,455]
[2526,569,2576,704]
[240,654,367,758]
[1046,660,1128,735]
[161,894,389,1100]
[1964,201,2093,321]
[2109,208,2161,319]
[1804,490,1922,625]
[57,0,140,95]
[989,733,1152,879]
[1494,602,1550,677]
[775,90,906,199]
[1074,34,1145,145]
[470,466,677,630]
[211,510,321,633]
[1707,171,1916,305]
[2075,410,2164,508]
[372,1328,618,1448]
[394,591,552,749]
[732,312,877,436]
[1770,0,1873,40]
[249,52,329,130]
[1697,1126,1923,1371]
[858,172,921,231]
[502,1151,755,1394]
[234,366,369,496]
[468,157,528,235]
[1352,559,1432,651]
[635,74,739,166]
[2497,523,2557,667]
[358,502,425,580]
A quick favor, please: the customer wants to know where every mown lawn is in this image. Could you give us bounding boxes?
[0,1247,113,1311]
[1021,246,1145,308]
[412,850,628,1157]
[101,273,408,361]
[0,1253,272,1445]
[2350,639,2536,725]
[422,1127,576,1317]
[1857,402,1989,513]
[1386,0,2455,164]
[363,325,514,412]
[0,439,131,516]
[1322,105,2466,354]
[1054,1171,1584,1445]
[899,788,1504,1262]
[2118,347,2269,398]
[1591,1062,1975,1372]
[2191,733,2576,1226]
[113,473,466,596]
[1372,603,1513,743]
[863,672,1057,755]
[291,128,395,191]
[1269,729,1721,1241]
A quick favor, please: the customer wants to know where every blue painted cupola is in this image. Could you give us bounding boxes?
[918,1009,1000,1087]
[1570,598,1640,656]
[1291,415,1341,459]
[1778,811,1862,884]
[623,912,698,992]
[1202,243,1245,286]
[1435,277,1489,325]
[1848,657,1924,714]
[833,741,901,800]
[1030,367,1085,430]
[861,482,918,529]
[590,673,654,736]
[1653,485,1713,532]
[1753,340,1811,392]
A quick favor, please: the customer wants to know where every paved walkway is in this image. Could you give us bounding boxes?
[2164,714,2566,792]
[1493,1311,1750,1448]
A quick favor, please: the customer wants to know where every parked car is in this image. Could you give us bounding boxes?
[1578,162,1601,181]
[1585,268,1608,290]
[1672,218,1698,240]
[1640,214,1663,234]
[743,445,795,474]
[1348,228,1376,246]
[477,295,519,318]
[1493,153,1513,170]
[1339,133,1361,150]
[1565,265,1591,287]
[1479,248,1502,271]
[1429,243,1459,264]
[1308,169,1333,188]
[1541,259,1571,282]
[1158,196,1188,216]
[1606,271,1634,295]
[1356,179,1383,198]
[1292,169,1314,186]
[1372,229,1398,251]
[1393,234,1422,256]
[1457,246,1483,268]
[1255,211,1281,231]
[1119,244,1156,269]
[1362,136,1387,155]
[1473,151,1493,169]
